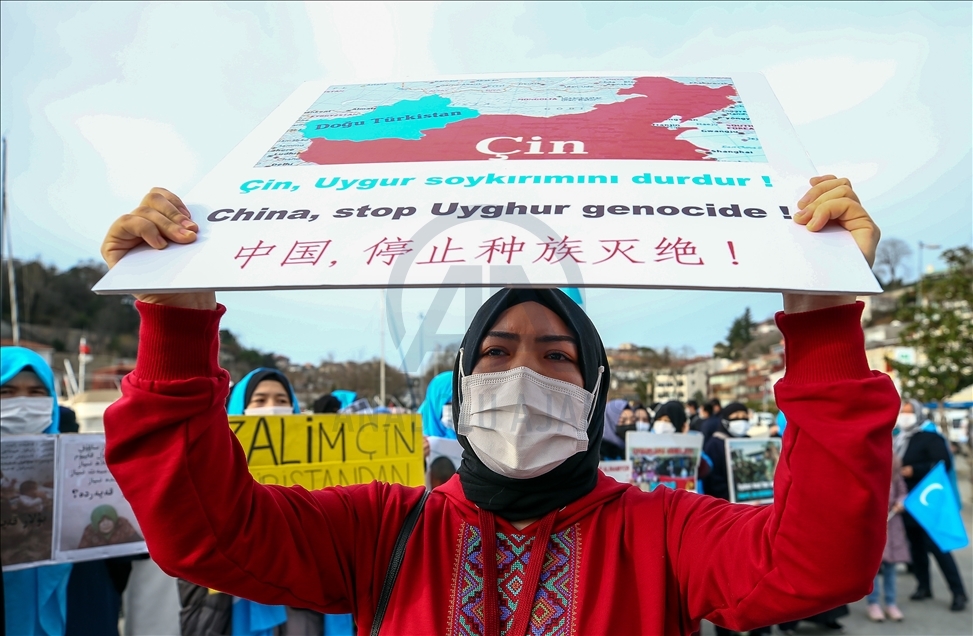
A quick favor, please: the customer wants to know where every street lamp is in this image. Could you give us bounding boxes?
[916,241,941,315]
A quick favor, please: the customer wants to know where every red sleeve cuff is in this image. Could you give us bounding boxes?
[134,301,226,382]
[775,301,871,384]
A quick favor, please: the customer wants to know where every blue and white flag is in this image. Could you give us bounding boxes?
[904,461,969,553]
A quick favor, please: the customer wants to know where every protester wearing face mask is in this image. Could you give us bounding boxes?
[599,399,630,460]
[614,404,639,440]
[895,399,967,612]
[700,402,750,503]
[634,406,652,431]
[652,401,688,434]
[100,181,898,634]
[1,347,74,636]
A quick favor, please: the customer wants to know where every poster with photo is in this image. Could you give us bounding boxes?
[54,434,146,562]
[726,437,783,505]
[625,432,702,492]
[599,460,634,484]
[1,436,56,571]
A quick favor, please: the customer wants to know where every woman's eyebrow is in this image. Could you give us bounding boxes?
[485,330,519,341]
[535,334,577,344]
[485,331,577,344]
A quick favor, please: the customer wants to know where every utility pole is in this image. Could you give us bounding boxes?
[79,337,91,393]
[915,241,941,319]
[1,136,20,345]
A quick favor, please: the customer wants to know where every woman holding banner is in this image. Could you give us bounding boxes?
[100,177,898,635]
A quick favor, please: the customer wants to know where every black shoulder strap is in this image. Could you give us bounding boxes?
[370,490,430,636]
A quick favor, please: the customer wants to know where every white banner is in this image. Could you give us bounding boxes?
[94,73,880,295]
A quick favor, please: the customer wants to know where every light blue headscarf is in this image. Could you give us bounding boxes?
[330,390,357,410]
[417,371,455,439]
[229,369,296,636]
[227,368,301,417]
[1,346,60,433]
[559,287,585,311]
[1,346,72,635]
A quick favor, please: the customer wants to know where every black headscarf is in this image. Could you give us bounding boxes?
[653,400,687,432]
[243,369,294,409]
[312,394,342,414]
[720,402,749,422]
[451,288,611,521]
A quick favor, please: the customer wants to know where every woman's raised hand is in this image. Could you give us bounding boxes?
[794,175,880,266]
[101,188,217,309]
[783,175,881,314]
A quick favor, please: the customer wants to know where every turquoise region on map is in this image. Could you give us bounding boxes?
[257,76,767,166]
[301,95,479,142]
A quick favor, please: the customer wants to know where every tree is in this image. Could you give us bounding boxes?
[635,375,652,407]
[714,308,754,360]
[891,246,972,410]
[873,238,913,288]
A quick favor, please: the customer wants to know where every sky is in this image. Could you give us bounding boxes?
[1,1,970,369]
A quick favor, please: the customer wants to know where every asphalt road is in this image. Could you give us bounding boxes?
[704,453,973,636]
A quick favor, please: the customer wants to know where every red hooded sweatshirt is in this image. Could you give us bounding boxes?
[104,301,897,635]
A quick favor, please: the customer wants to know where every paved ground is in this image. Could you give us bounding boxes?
[703,453,973,636]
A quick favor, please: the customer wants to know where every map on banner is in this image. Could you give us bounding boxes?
[256,76,767,166]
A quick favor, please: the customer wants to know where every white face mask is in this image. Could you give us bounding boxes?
[635,421,651,432]
[896,412,918,431]
[457,351,602,480]
[244,406,293,416]
[1,397,54,436]
[652,421,676,434]
[441,404,454,431]
[728,418,752,437]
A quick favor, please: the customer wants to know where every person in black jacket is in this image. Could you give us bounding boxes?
[895,399,968,612]
[686,400,701,432]
[700,403,750,503]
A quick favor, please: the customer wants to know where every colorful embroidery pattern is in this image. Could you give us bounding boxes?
[448,522,580,635]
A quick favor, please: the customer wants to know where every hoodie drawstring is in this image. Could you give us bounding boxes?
[477,507,558,636]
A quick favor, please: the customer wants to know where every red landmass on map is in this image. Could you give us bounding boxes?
[297,77,737,165]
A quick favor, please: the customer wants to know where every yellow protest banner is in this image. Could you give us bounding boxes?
[229,414,423,489]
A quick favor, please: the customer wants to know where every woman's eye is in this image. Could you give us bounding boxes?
[547,352,570,361]
[483,347,505,357]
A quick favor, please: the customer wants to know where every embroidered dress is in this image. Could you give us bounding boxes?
[448,523,580,636]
